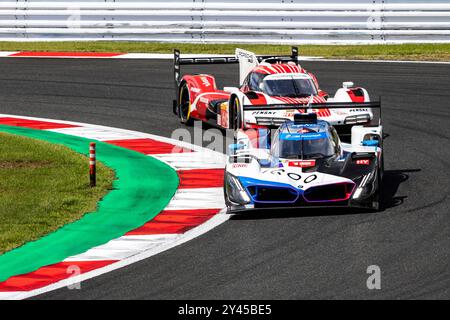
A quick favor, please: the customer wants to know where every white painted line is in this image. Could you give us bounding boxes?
[0,51,448,64]
[302,58,450,65]
[165,188,225,210]
[48,126,147,141]
[0,53,127,59]
[0,51,19,57]
[0,292,23,300]
[115,54,450,64]
[0,52,318,60]
[117,234,180,241]
[115,53,323,60]
[64,234,180,261]
[152,152,225,170]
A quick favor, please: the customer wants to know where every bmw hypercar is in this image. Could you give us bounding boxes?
[173,47,374,130]
[224,111,384,213]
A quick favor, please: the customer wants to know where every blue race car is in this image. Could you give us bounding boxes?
[224,110,384,213]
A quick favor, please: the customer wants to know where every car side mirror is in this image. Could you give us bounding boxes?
[318,89,329,100]
[335,145,341,155]
[342,81,354,89]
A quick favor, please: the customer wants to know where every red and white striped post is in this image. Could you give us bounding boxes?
[89,142,96,187]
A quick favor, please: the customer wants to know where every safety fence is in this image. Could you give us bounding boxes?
[0,0,449,43]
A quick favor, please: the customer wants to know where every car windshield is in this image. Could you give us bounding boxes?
[263,78,317,97]
[272,131,335,159]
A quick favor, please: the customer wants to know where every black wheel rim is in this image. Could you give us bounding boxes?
[179,86,190,121]
[233,98,240,129]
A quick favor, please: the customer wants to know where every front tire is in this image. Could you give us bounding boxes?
[178,82,193,126]
[372,168,383,212]
[228,96,242,131]
[223,180,232,213]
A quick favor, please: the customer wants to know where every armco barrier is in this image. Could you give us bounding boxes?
[0,0,449,44]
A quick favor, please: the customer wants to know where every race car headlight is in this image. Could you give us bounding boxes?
[225,173,251,205]
[353,172,375,199]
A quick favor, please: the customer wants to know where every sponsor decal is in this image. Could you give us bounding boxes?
[290,123,317,128]
[280,132,327,140]
[288,160,316,168]
[349,108,368,112]
[200,76,211,87]
[356,159,370,165]
[232,163,249,168]
[282,110,296,117]
[236,51,254,63]
[252,111,277,115]
[264,73,310,80]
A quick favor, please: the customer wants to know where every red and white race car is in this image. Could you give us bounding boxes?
[173,47,376,130]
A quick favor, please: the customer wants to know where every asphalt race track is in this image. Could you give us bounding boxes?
[0,58,448,299]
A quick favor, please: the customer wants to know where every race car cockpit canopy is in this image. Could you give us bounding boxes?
[271,120,337,160]
[261,73,318,98]
[247,72,318,98]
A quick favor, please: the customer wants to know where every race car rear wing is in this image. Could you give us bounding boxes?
[173,47,299,98]
[242,100,382,125]
[242,101,381,111]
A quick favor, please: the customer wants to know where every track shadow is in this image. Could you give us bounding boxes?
[381,168,420,209]
[230,206,363,221]
[230,168,419,221]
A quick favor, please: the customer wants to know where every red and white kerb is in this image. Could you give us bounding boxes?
[0,115,227,299]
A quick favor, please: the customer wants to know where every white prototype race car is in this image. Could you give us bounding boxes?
[224,108,384,213]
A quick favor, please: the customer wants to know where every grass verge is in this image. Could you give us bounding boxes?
[0,42,449,61]
[0,132,115,254]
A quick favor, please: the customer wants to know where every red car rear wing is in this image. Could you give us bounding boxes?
[173,47,299,107]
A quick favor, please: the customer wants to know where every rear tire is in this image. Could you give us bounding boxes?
[178,82,194,126]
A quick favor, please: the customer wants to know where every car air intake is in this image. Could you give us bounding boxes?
[248,186,299,203]
[303,183,355,202]
[255,117,289,126]
[344,114,370,124]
